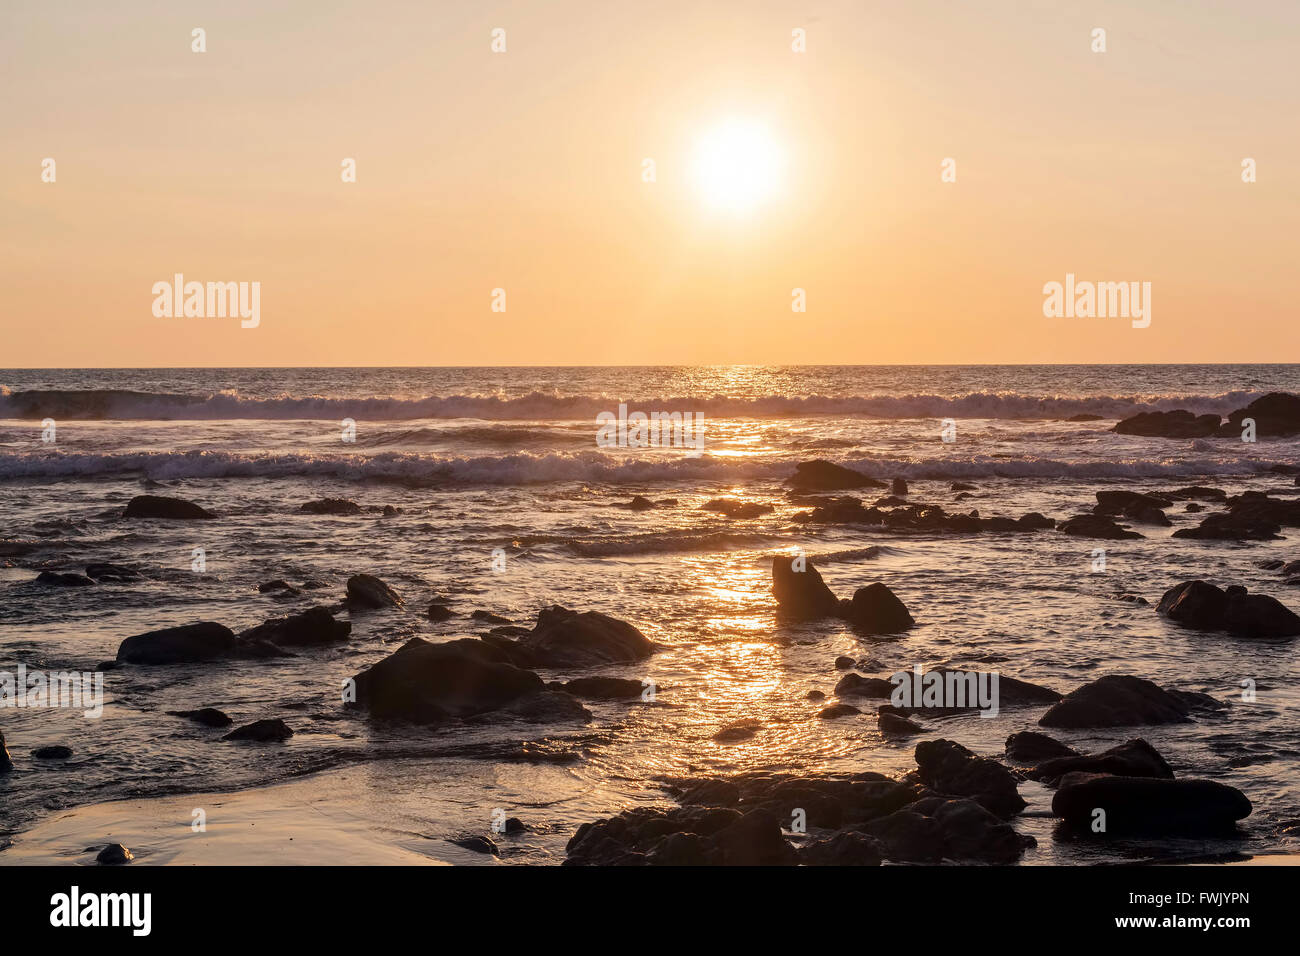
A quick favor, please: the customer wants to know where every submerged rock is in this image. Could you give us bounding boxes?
[878,711,923,736]
[426,603,455,622]
[116,622,237,665]
[1039,675,1193,728]
[31,745,73,759]
[1029,738,1173,783]
[300,498,362,515]
[1053,775,1251,834]
[346,573,404,609]
[702,498,774,519]
[560,676,646,699]
[1005,731,1078,763]
[122,495,215,520]
[1112,410,1221,438]
[34,571,96,587]
[166,707,233,728]
[1057,514,1142,539]
[84,562,142,582]
[223,718,294,742]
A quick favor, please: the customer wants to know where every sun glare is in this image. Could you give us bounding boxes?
[691,119,784,213]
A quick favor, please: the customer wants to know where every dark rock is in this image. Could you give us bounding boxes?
[1094,490,1173,514]
[891,477,908,495]
[1066,413,1103,422]
[35,571,96,587]
[257,579,297,593]
[626,496,655,511]
[427,603,455,622]
[561,676,645,699]
[166,707,233,728]
[1053,775,1252,834]
[1174,512,1281,541]
[1030,738,1173,783]
[702,498,774,519]
[862,810,944,862]
[1058,514,1142,539]
[680,780,741,807]
[84,562,141,581]
[798,830,883,866]
[116,622,238,665]
[96,843,134,865]
[1113,410,1221,438]
[833,655,854,669]
[122,495,215,520]
[646,831,712,865]
[31,745,73,759]
[931,798,1036,863]
[771,555,841,619]
[500,690,592,723]
[1185,503,1203,513]
[495,605,654,667]
[1219,392,1300,438]
[1005,731,1078,762]
[1039,675,1192,728]
[239,606,351,648]
[842,583,914,633]
[713,719,761,743]
[300,498,362,515]
[450,835,499,855]
[349,637,544,724]
[0,729,12,772]
[711,809,798,866]
[950,481,977,491]
[833,673,895,698]
[878,712,922,736]
[471,610,512,625]
[223,718,294,742]
[787,460,887,491]
[806,689,825,701]
[913,739,1026,818]
[1157,580,1300,638]
[346,573,403,609]
[819,703,861,719]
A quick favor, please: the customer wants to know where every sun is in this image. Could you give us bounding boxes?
[691,118,784,213]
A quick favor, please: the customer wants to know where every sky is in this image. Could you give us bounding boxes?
[2,0,1298,367]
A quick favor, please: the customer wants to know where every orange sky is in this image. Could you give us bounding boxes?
[2,0,1298,367]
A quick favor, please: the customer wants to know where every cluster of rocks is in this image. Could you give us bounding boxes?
[1174,491,1300,541]
[794,497,1056,535]
[1157,579,1300,638]
[115,605,352,665]
[1115,392,1300,439]
[772,556,914,634]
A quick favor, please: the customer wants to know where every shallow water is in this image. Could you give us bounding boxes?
[2,365,1298,864]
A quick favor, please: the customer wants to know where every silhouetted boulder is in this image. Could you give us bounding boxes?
[1005,731,1078,762]
[122,495,215,519]
[913,739,1026,818]
[1113,410,1221,438]
[772,555,841,619]
[878,711,923,736]
[300,498,362,515]
[798,830,883,866]
[1053,775,1251,834]
[1220,392,1300,437]
[1029,738,1173,783]
[1057,514,1142,539]
[31,745,72,759]
[223,718,294,742]
[1039,675,1192,728]
[240,606,351,648]
[116,622,237,665]
[346,573,403,609]
[1158,580,1300,638]
[510,605,655,667]
[843,583,915,633]
[166,707,233,728]
[35,571,95,587]
[833,673,895,698]
[787,460,887,491]
[931,798,1036,863]
[427,603,455,622]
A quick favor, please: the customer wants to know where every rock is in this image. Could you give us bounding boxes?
[798,830,883,866]
[510,605,654,667]
[713,719,762,743]
[84,563,141,581]
[31,745,73,759]
[1029,738,1173,783]
[833,655,854,669]
[1053,775,1251,834]
[1113,410,1221,438]
[1066,413,1103,422]
[239,606,351,648]
[166,707,233,728]
[771,555,841,619]
[560,676,645,699]
[1157,580,1300,638]
[862,810,944,862]
[950,481,977,491]
[679,780,741,806]
[96,843,134,865]
[257,579,297,594]
[1039,675,1193,728]
[806,689,825,701]
[702,498,774,519]
[1174,512,1281,541]
[878,712,923,736]
[300,498,362,515]
[223,718,294,742]
[1185,503,1203,513]
[1005,731,1079,762]
[450,835,499,855]
[712,809,798,866]
[1057,514,1142,539]
[842,583,914,633]
[346,573,403,609]
[1220,392,1300,437]
[1018,512,1055,530]
[833,673,895,698]
[626,496,655,510]
[427,603,455,622]
[471,610,512,625]
[122,495,215,520]
[1094,490,1174,514]
[913,739,1026,818]
[819,703,861,719]
[116,621,238,665]
[931,798,1036,863]
[0,730,12,772]
[891,477,908,495]
[646,831,713,865]
[34,571,96,587]
[349,637,544,724]
[787,460,887,491]
[500,690,592,723]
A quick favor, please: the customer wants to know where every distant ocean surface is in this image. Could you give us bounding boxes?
[2,365,1298,864]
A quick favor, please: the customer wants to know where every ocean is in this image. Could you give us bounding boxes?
[1,364,1298,864]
